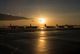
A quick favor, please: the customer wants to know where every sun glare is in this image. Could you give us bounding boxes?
[38,18,46,24]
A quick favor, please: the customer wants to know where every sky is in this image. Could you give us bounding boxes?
[0,0,80,26]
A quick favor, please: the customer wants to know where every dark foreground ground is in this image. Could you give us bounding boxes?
[0,30,80,54]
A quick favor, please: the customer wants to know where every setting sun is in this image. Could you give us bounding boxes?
[38,18,46,24]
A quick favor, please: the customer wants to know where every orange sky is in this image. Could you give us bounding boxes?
[0,17,80,26]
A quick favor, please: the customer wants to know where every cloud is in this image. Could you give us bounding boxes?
[0,13,30,21]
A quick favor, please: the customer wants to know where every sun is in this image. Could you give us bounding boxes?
[38,18,46,24]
